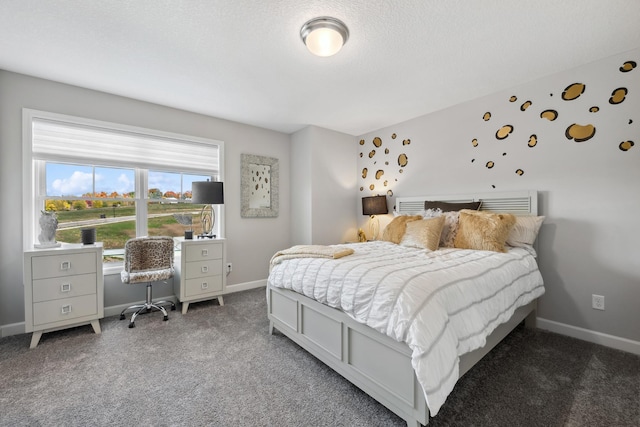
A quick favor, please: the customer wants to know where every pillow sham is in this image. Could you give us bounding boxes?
[381,215,422,244]
[424,200,481,212]
[506,215,545,248]
[454,209,516,252]
[423,208,460,247]
[400,216,446,251]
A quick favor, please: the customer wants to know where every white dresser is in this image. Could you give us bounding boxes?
[23,243,104,348]
[174,238,226,314]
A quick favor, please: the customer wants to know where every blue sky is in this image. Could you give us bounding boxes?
[46,163,209,197]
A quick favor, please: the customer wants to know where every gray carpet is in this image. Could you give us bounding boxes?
[1,287,638,427]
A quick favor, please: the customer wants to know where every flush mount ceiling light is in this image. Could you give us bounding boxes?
[300,16,349,57]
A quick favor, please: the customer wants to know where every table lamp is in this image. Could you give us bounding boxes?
[362,195,388,240]
[191,180,224,238]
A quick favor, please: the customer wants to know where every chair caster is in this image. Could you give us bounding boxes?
[128,322,135,328]
[171,305,176,311]
[163,315,169,321]
[120,314,125,320]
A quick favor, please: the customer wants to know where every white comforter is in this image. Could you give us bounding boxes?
[267,241,545,416]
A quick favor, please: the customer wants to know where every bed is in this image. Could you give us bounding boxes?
[267,190,544,426]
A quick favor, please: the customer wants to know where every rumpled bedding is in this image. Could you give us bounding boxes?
[267,241,544,415]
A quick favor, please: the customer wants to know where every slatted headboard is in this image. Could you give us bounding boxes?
[396,190,538,216]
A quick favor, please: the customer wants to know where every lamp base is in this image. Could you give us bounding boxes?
[368,215,380,240]
[197,233,217,239]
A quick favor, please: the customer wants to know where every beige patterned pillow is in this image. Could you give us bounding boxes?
[382,215,423,244]
[400,216,446,251]
[506,215,545,248]
[454,209,516,252]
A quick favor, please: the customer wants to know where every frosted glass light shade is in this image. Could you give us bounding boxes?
[301,17,349,57]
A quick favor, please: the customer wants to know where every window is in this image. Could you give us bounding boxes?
[23,109,224,263]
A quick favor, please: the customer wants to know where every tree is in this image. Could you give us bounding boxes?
[72,200,87,210]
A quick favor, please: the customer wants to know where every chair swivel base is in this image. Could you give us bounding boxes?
[120,301,176,328]
[120,282,176,328]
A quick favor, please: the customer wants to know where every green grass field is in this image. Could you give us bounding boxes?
[54,203,201,250]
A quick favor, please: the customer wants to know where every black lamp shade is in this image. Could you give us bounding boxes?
[192,181,224,204]
[362,195,388,216]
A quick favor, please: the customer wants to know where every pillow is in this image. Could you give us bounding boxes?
[423,208,461,247]
[381,215,422,244]
[400,216,446,251]
[424,200,481,212]
[454,209,516,252]
[506,215,545,248]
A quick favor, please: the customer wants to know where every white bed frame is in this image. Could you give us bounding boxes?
[268,190,539,427]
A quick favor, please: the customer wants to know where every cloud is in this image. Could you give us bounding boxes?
[50,171,92,196]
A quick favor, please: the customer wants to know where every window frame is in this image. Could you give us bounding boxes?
[22,109,225,270]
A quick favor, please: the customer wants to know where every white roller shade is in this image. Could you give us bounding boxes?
[32,118,220,174]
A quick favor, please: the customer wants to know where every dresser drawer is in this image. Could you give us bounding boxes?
[184,275,223,297]
[32,273,97,303]
[33,294,98,326]
[184,243,222,261]
[185,259,223,279]
[32,252,97,280]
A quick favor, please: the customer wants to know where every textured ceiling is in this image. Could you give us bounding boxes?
[1,1,639,136]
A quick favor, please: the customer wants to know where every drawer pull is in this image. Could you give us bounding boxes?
[201,249,209,257]
[60,261,71,271]
[60,283,72,292]
[201,282,209,290]
[201,266,209,273]
[61,304,72,315]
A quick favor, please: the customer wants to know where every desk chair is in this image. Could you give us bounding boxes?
[120,236,176,328]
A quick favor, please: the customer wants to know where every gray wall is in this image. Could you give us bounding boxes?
[291,125,357,245]
[356,48,640,344]
[0,70,291,332]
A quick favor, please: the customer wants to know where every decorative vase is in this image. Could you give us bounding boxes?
[36,211,61,248]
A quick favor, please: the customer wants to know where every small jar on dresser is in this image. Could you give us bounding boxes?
[174,238,226,314]
[23,243,104,349]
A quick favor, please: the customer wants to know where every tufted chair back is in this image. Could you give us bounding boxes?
[121,236,175,284]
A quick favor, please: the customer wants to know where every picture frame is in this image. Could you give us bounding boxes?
[241,153,279,218]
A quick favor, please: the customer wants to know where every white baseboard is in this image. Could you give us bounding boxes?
[225,279,267,294]
[537,317,640,356]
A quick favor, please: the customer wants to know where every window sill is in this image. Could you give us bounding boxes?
[103,262,124,276]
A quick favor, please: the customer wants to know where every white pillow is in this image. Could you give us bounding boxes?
[506,215,545,248]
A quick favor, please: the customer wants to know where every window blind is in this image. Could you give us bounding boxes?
[32,118,220,174]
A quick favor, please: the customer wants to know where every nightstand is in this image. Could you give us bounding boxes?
[23,243,104,349]
[174,238,226,314]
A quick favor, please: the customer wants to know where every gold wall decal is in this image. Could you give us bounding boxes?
[515,169,524,176]
[387,190,393,196]
[496,125,514,140]
[373,137,382,147]
[398,153,408,167]
[359,139,365,145]
[369,150,376,158]
[362,168,368,178]
[403,139,411,145]
[359,152,363,157]
[619,141,634,151]
[540,110,558,121]
[359,186,363,191]
[562,83,586,100]
[509,96,517,102]
[472,138,478,147]
[391,133,397,139]
[620,61,636,72]
[483,112,491,121]
[609,87,627,104]
[520,101,532,111]
[589,106,600,112]
[375,170,384,179]
[528,135,538,147]
[384,180,388,186]
[486,161,495,169]
[369,184,375,190]
[565,123,596,142]
[384,148,389,154]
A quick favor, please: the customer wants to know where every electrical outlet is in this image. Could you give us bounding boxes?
[592,294,605,311]
[226,263,232,273]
